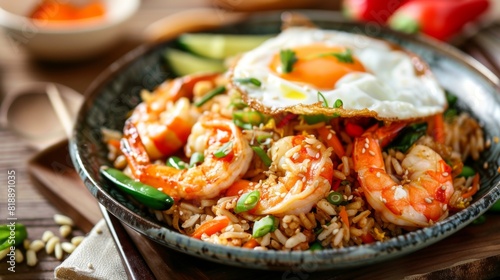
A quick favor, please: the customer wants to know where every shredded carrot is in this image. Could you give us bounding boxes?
[225,179,253,197]
[242,238,259,249]
[462,173,480,199]
[339,206,349,226]
[318,126,345,158]
[360,233,375,244]
[433,113,446,144]
[191,216,230,239]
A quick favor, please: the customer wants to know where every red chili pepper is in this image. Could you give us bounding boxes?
[342,0,408,24]
[388,0,490,41]
[345,122,365,138]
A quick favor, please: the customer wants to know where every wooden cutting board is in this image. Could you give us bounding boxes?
[28,140,500,279]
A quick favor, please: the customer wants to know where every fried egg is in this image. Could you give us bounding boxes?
[231,27,446,120]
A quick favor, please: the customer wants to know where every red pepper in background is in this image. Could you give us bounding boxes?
[388,0,490,41]
[342,0,408,24]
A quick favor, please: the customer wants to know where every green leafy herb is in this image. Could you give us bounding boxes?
[387,123,428,153]
[280,49,297,73]
[234,77,262,87]
[460,165,475,178]
[318,49,354,63]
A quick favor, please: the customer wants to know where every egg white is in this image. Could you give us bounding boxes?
[232,27,447,120]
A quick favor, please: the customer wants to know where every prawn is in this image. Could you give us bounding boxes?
[231,135,334,216]
[121,113,253,200]
[353,124,454,227]
[128,73,220,159]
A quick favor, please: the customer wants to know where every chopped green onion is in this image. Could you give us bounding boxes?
[233,119,253,130]
[234,77,262,87]
[444,108,457,120]
[460,165,476,178]
[194,85,226,107]
[333,99,343,108]
[314,222,330,235]
[387,123,427,153]
[256,134,272,144]
[327,191,344,205]
[233,111,266,127]
[252,215,277,238]
[445,91,458,107]
[317,49,354,63]
[166,156,187,170]
[189,152,204,167]
[235,190,260,213]
[317,91,329,107]
[251,146,272,167]
[309,242,323,251]
[303,114,328,124]
[280,49,297,73]
[214,141,233,158]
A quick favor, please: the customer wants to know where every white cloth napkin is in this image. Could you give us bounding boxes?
[54,219,126,280]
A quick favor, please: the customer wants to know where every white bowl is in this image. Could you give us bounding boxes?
[0,0,140,61]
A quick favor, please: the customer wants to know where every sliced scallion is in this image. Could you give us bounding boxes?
[251,146,272,167]
[194,85,226,107]
[166,156,187,170]
[235,190,260,213]
[189,152,204,167]
[327,191,343,205]
[214,141,233,158]
[333,99,343,108]
[234,77,262,87]
[309,242,323,251]
[252,215,277,238]
[460,165,475,178]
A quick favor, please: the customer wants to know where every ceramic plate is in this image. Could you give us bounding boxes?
[70,10,500,270]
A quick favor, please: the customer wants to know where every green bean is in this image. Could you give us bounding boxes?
[100,167,174,210]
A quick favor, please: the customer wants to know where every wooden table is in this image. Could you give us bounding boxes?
[0,0,499,279]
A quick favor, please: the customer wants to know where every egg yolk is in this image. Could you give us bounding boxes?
[269,44,366,90]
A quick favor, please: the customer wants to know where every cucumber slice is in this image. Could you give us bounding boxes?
[164,48,225,76]
[178,34,272,59]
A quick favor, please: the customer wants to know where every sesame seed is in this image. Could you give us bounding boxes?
[327,133,333,140]
[364,143,369,149]
[376,172,381,178]
[441,185,447,190]
[365,138,369,144]
[442,204,448,211]
[381,198,387,203]
[369,150,376,156]
[442,172,449,177]
[483,162,488,169]
[424,197,433,204]
[348,195,353,200]
[158,187,163,191]
[362,148,366,154]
